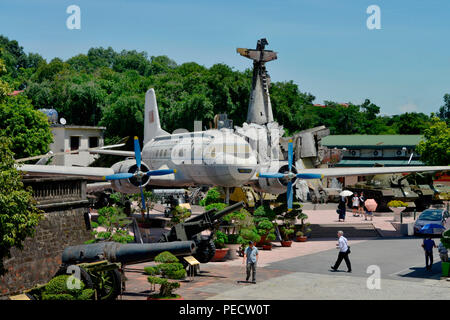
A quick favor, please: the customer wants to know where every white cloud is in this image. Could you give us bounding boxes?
[399,103,418,113]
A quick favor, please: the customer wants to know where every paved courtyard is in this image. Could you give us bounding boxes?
[120,206,450,300]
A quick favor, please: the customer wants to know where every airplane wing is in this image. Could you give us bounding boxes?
[297,166,449,178]
[88,149,135,157]
[17,164,114,181]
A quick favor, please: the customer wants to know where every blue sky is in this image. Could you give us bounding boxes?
[1,0,449,116]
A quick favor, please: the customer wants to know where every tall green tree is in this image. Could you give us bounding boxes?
[0,95,53,159]
[438,94,450,125]
[416,117,450,166]
[0,136,43,275]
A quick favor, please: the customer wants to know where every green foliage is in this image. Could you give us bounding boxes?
[154,251,179,264]
[90,206,133,243]
[438,94,450,125]
[0,136,43,275]
[442,229,450,250]
[147,251,184,298]
[239,228,261,244]
[169,205,191,227]
[201,187,222,206]
[253,205,276,222]
[416,117,450,165]
[205,202,227,212]
[214,231,228,249]
[387,200,408,208]
[0,95,53,159]
[42,275,93,300]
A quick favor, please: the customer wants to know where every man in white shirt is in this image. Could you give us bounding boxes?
[331,230,352,272]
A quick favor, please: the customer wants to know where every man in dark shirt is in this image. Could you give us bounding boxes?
[422,237,437,271]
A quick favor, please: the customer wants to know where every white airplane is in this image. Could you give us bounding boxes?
[17,39,449,210]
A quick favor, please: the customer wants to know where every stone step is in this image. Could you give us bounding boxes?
[308,223,380,238]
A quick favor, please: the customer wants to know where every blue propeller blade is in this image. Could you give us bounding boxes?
[288,139,293,172]
[287,181,293,210]
[134,136,142,170]
[103,172,134,180]
[296,173,324,179]
[258,172,286,179]
[146,169,176,176]
[139,184,146,211]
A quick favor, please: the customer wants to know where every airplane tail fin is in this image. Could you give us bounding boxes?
[144,88,169,144]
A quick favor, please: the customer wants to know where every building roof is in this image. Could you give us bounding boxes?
[334,159,425,167]
[322,135,423,148]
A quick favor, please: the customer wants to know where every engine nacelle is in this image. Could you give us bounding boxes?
[110,159,151,194]
[254,162,297,195]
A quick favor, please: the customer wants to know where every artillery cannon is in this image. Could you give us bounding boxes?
[159,201,245,264]
[24,241,196,301]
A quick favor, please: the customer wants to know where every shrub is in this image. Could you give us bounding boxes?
[42,275,93,300]
[144,266,160,276]
[169,205,191,226]
[387,200,408,208]
[205,202,227,212]
[155,251,179,264]
[201,187,222,206]
[214,231,228,249]
[147,277,180,298]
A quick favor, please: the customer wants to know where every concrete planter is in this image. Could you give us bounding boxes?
[390,207,406,222]
[224,244,240,260]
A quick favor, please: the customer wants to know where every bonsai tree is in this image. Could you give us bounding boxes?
[214,230,228,249]
[168,205,192,227]
[253,205,277,245]
[40,275,94,300]
[145,251,186,299]
[274,200,303,241]
[87,206,133,244]
[297,211,312,237]
[222,208,255,245]
[199,187,222,206]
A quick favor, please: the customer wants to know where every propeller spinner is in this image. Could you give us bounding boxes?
[103,136,176,211]
[257,140,323,210]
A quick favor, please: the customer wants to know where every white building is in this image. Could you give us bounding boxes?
[49,125,106,166]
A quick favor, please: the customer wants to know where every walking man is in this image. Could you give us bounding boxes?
[243,241,259,283]
[331,231,352,272]
[422,237,437,271]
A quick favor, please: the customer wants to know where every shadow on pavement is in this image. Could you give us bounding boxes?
[398,262,442,280]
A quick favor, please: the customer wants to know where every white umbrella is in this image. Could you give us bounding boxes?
[339,190,353,197]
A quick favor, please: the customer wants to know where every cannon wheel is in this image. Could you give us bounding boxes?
[193,238,216,263]
[96,269,122,301]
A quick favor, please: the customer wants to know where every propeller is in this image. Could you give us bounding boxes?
[103,136,176,212]
[257,139,323,210]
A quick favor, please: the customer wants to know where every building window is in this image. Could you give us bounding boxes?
[70,136,80,151]
[89,136,99,148]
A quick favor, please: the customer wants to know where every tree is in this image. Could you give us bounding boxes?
[416,117,450,165]
[438,94,450,124]
[0,136,43,275]
[0,95,53,159]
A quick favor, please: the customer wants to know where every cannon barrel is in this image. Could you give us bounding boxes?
[62,241,196,265]
[212,201,245,221]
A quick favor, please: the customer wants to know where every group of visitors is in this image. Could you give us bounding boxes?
[337,192,373,222]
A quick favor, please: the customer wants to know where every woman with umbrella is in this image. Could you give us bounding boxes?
[338,190,352,222]
[364,199,378,221]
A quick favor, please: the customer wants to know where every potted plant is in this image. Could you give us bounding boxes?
[222,208,255,260]
[296,212,312,242]
[388,200,407,222]
[210,231,229,261]
[86,206,134,244]
[280,225,295,247]
[441,229,450,277]
[253,205,276,248]
[145,251,186,300]
[238,228,261,256]
[296,231,307,242]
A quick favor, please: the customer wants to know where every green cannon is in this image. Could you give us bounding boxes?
[24,240,196,301]
[159,201,245,264]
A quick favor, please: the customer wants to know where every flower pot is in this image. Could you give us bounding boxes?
[280,240,293,247]
[210,248,229,261]
[296,236,307,242]
[262,244,272,250]
[224,244,240,260]
[390,207,406,222]
[256,235,267,247]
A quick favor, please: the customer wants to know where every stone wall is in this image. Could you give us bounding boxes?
[0,177,93,297]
